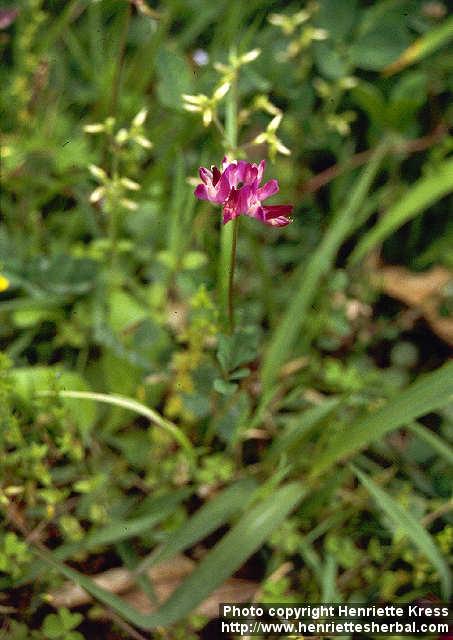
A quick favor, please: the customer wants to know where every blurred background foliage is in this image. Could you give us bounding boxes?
[0,0,452,638]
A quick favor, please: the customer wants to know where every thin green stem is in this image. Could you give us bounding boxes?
[228,216,239,333]
[218,48,239,333]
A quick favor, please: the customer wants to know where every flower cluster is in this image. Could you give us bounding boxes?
[195,158,293,227]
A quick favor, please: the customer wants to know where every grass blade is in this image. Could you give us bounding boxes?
[135,478,258,574]
[267,398,340,459]
[54,489,191,561]
[46,390,196,465]
[261,141,388,391]
[351,465,451,599]
[407,422,453,466]
[310,360,453,478]
[384,16,453,75]
[349,158,453,265]
[35,482,305,629]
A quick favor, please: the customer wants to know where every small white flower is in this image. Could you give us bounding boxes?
[115,128,129,144]
[89,164,108,182]
[239,48,261,64]
[89,186,106,203]
[83,123,105,133]
[121,177,141,191]
[312,28,328,40]
[182,93,206,105]
[183,103,202,113]
[268,113,283,132]
[253,132,268,145]
[202,108,213,127]
[213,82,231,101]
[276,140,291,155]
[134,135,153,149]
[132,107,148,127]
[120,198,138,211]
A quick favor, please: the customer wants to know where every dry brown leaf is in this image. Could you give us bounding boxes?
[374,265,453,346]
[48,554,257,618]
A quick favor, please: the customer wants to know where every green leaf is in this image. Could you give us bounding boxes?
[310,361,453,477]
[262,141,388,391]
[35,482,304,629]
[315,0,357,41]
[349,159,453,264]
[217,326,259,373]
[213,378,238,395]
[351,465,451,599]
[42,614,62,639]
[108,289,147,333]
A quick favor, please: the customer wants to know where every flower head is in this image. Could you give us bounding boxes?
[195,158,293,227]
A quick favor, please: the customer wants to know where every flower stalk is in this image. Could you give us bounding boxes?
[219,54,239,334]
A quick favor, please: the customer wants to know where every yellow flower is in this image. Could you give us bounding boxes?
[0,275,10,292]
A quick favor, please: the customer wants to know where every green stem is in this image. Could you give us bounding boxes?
[218,50,238,333]
[227,217,239,332]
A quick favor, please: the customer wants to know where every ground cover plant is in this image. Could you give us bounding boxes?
[0,0,452,638]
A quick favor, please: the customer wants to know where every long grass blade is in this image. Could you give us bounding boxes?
[46,390,196,465]
[135,478,258,574]
[384,16,453,75]
[349,158,453,264]
[34,482,304,629]
[310,360,453,478]
[407,422,453,466]
[351,465,451,599]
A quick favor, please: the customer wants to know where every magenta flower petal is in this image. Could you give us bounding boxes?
[199,167,211,184]
[194,184,210,200]
[264,216,292,227]
[212,166,221,186]
[256,159,266,183]
[263,204,293,219]
[257,179,279,201]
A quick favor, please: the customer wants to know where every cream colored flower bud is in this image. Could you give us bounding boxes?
[213,82,230,101]
[121,177,141,191]
[132,107,148,127]
[183,103,202,112]
[83,123,105,133]
[203,108,213,127]
[89,164,108,182]
[312,28,328,40]
[89,186,106,203]
[276,140,291,155]
[120,198,138,211]
[253,132,268,145]
[134,135,153,149]
[268,113,282,132]
[240,48,261,64]
[182,93,206,105]
[115,128,129,144]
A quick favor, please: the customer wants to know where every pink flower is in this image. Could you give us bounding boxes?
[194,158,293,227]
